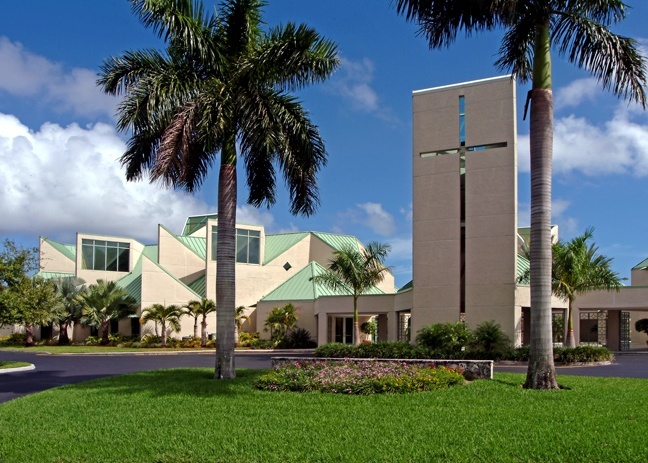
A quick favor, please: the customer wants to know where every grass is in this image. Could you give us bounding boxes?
[0,345,214,354]
[0,370,646,463]
[0,361,30,369]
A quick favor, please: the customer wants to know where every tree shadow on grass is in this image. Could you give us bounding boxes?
[62,368,267,399]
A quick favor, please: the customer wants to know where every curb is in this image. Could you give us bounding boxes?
[0,364,35,374]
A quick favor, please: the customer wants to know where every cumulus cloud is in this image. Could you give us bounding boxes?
[338,202,396,236]
[0,37,117,119]
[327,57,397,122]
[554,77,599,110]
[236,205,276,230]
[0,113,215,243]
[518,106,648,176]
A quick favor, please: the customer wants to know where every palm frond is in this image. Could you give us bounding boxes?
[552,10,647,107]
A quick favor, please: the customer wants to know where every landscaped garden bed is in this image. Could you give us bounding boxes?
[255,359,466,394]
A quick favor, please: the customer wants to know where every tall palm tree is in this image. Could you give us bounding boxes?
[141,303,184,347]
[552,228,623,348]
[395,0,646,389]
[79,280,138,345]
[185,298,217,347]
[234,305,250,346]
[98,0,339,379]
[310,242,391,345]
[51,277,86,345]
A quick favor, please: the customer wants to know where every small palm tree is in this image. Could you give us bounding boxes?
[51,277,86,345]
[141,303,184,347]
[185,298,216,347]
[552,228,623,348]
[79,280,138,345]
[264,303,298,341]
[98,0,339,379]
[395,0,646,389]
[234,305,250,347]
[310,242,391,345]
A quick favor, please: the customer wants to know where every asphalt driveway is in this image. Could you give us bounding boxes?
[1,350,646,404]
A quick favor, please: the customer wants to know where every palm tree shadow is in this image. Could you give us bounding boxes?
[67,368,266,398]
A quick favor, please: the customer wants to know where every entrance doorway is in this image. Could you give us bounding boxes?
[334,317,354,344]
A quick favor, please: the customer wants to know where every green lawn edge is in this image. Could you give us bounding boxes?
[0,361,31,370]
[0,369,646,463]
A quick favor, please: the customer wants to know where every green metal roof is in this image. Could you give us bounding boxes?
[116,256,143,303]
[188,274,207,297]
[312,232,362,252]
[632,257,648,270]
[397,280,413,293]
[517,254,530,284]
[182,214,218,236]
[43,238,76,261]
[34,271,75,280]
[261,262,384,302]
[142,245,159,264]
[263,232,309,264]
[175,236,207,260]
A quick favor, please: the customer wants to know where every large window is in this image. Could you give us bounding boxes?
[81,239,130,272]
[211,226,260,264]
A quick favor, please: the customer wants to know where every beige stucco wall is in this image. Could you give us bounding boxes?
[157,225,205,284]
[39,238,76,274]
[412,76,519,340]
[139,256,210,338]
[631,268,648,286]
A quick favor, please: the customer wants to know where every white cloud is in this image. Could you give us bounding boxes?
[236,205,275,229]
[339,202,396,236]
[330,57,379,111]
[554,78,599,110]
[0,37,117,119]
[0,113,215,243]
[518,105,648,176]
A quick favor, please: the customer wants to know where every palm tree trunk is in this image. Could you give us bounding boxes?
[193,318,198,339]
[58,321,70,345]
[201,319,208,347]
[565,300,576,348]
[101,320,110,345]
[24,325,34,347]
[353,296,361,346]
[215,136,237,379]
[524,21,559,390]
[161,321,167,348]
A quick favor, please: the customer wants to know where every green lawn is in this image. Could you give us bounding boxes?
[0,361,30,370]
[0,370,646,463]
[0,345,213,354]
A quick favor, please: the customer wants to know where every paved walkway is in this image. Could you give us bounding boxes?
[0,350,646,404]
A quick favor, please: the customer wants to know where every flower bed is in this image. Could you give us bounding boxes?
[255,359,466,394]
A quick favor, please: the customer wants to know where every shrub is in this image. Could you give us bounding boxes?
[84,336,101,346]
[249,339,277,349]
[180,337,202,348]
[283,328,317,348]
[314,343,358,358]
[635,318,648,335]
[0,333,27,346]
[471,321,511,355]
[140,334,162,347]
[555,346,613,364]
[416,322,474,353]
[238,332,259,347]
[255,360,465,394]
[360,320,377,336]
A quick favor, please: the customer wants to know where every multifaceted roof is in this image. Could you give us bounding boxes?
[261,262,385,302]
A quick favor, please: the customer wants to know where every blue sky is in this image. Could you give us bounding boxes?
[0,1,647,288]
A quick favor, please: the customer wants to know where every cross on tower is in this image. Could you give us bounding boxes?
[418,95,508,316]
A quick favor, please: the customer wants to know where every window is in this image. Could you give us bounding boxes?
[211,226,261,264]
[81,239,130,271]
